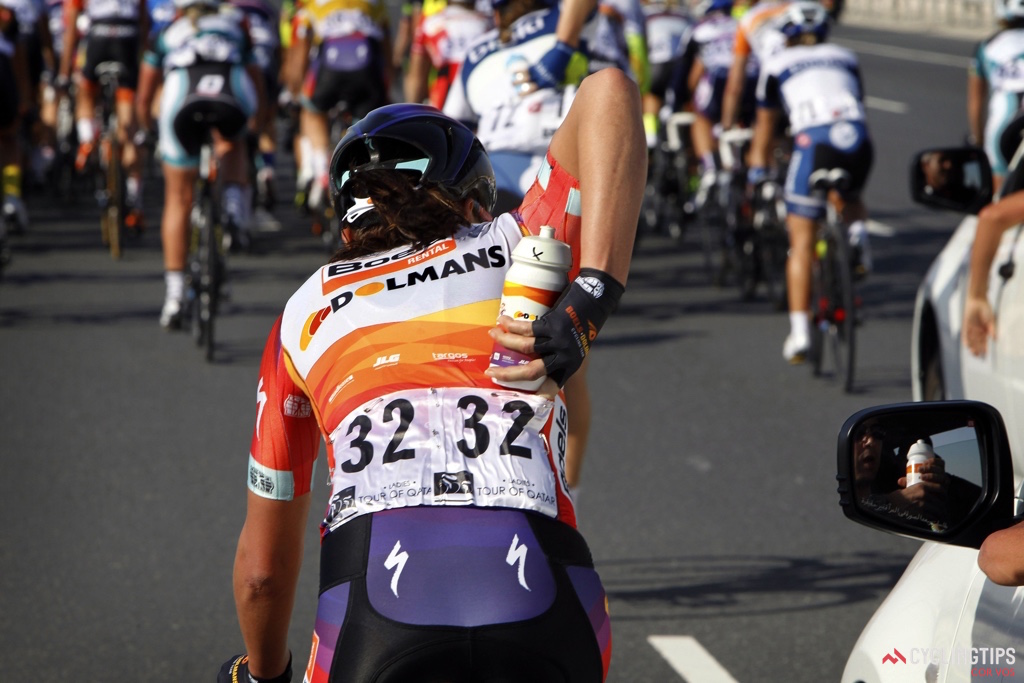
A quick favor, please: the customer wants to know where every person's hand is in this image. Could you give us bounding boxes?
[525,40,576,92]
[890,456,949,519]
[486,316,559,398]
[486,268,624,389]
[218,654,293,683]
[964,294,996,357]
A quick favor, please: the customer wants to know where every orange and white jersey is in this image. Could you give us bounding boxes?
[733,0,789,65]
[248,152,586,536]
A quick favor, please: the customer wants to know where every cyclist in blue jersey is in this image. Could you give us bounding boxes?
[747,1,873,363]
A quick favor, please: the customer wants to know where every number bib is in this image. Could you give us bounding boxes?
[322,387,570,532]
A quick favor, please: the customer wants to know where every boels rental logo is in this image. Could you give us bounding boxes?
[882,647,1016,677]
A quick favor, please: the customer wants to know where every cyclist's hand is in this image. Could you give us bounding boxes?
[526,40,575,92]
[218,654,293,683]
[963,295,996,357]
[488,269,624,388]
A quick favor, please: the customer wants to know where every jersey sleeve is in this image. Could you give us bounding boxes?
[247,315,322,501]
[515,152,583,278]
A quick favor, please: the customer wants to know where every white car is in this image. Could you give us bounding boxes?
[840,148,1024,683]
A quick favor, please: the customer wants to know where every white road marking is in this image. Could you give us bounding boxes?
[648,635,740,683]
[864,96,909,114]
[835,38,969,68]
[867,219,896,238]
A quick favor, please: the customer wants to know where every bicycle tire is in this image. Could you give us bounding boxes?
[809,238,827,377]
[827,226,857,393]
[107,137,125,259]
[809,227,856,390]
[197,191,221,361]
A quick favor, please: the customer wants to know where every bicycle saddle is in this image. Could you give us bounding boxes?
[809,167,852,192]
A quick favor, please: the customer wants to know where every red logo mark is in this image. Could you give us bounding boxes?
[882,649,907,665]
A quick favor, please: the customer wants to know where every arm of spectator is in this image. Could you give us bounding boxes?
[979,519,1024,586]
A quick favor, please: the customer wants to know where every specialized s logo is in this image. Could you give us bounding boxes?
[506,534,530,591]
[882,649,906,665]
[256,377,268,439]
[384,540,409,597]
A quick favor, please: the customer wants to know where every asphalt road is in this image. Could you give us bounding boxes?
[0,23,978,683]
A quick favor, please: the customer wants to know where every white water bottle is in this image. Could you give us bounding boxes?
[489,225,572,391]
[905,440,934,486]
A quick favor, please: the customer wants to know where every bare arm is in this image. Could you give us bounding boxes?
[747,107,778,169]
[135,62,161,131]
[555,0,597,48]
[404,49,431,104]
[233,491,312,679]
[546,68,645,283]
[720,53,747,131]
[967,72,986,147]
[963,190,1024,356]
[979,519,1024,586]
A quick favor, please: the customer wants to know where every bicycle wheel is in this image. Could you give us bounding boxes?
[827,227,857,393]
[106,136,125,259]
[809,228,856,391]
[196,191,221,362]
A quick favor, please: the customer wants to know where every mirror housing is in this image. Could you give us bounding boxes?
[837,400,1015,548]
[909,147,993,214]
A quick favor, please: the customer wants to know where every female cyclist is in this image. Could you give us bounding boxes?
[218,67,645,683]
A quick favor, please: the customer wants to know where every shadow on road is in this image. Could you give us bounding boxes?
[597,551,913,620]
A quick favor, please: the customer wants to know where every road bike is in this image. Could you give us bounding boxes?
[640,111,698,245]
[807,167,859,393]
[748,176,790,310]
[185,126,229,362]
[698,128,753,290]
[91,61,130,260]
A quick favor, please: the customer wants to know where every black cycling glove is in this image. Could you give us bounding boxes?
[532,268,625,387]
[218,654,292,683]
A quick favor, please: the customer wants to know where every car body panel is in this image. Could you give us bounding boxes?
[850,191,1024,680]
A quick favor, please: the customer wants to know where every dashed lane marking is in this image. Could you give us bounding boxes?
[835,38,969,68]
[648,635,740,683]
[864,96,909,114]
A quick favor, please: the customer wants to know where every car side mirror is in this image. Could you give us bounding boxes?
[837,400,1015,548]
[910,147,993,214]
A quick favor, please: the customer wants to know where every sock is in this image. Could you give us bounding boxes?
[298,137,313,186]
[165,270,185,302]
[790,311,810,341]
[2,165,21,198]
[223,183,244,224]
[126,176,140,207]
[77,118,95,145]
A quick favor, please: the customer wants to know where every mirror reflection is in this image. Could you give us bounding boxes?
[852,412,984,533]
[912,147,992,213]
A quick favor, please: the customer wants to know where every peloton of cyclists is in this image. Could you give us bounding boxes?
[0,2,32,236]
[136,0,265,329]
[746,0,873,364]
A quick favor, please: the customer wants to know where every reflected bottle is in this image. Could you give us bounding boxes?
[489,226,571,391]
[906,439,934,486]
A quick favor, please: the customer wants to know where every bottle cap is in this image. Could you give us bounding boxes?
[907,439,934,461]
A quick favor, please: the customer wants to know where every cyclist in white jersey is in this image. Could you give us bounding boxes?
[218,68,644,683]
[443,0,592,211]
[968,0,1024,192]
[640,0,691,148]
[136,0,264,328]
[682,0,740,191]
[748,1,873,363]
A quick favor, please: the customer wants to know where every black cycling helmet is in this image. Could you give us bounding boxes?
[329,104,497,224]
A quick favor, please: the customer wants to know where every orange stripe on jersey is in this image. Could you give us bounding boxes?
[320,238,457,294]
[304,301,502,431]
